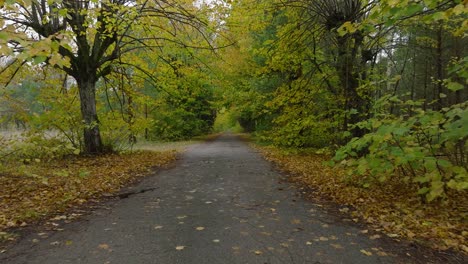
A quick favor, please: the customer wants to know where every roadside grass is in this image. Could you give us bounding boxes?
[133,139,201,152]
[252,143,468,254]
[0,139,200,242]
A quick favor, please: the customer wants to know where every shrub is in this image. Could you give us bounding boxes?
[333,96,467,202]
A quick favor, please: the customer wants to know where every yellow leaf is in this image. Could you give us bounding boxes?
[461,245,468,253]
[338,21,357,36]
[98,244,110,250]
[331,243,344,249]
[360,249,373,256]
[175,246,185,251]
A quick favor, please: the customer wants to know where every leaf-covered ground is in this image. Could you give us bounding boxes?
[254,145,468,254]
[0,150,177,236]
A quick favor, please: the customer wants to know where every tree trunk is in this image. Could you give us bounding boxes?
[145,104,149,140]
[337,36,366,138]
[78,77,103,154]
[435,24,444,111]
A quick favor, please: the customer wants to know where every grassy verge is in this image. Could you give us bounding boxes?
[0,139,201,242]
[133,140,200,152]
[253,144,467,254]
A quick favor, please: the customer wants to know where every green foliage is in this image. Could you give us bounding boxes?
[333,96,468,201]
[28,83,83,151]
[213,108,243,133]
[1,135,78,166]
[150,81,216,141]
[99,111,141,152]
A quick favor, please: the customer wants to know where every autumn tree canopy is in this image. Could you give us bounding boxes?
[0,0,213,153]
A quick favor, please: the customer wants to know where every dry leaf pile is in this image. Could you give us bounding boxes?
[255,145,468,254]
[0,150,177,232]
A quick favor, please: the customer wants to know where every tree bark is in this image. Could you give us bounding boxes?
[336,35,366,138]
[77,76,103,154]
[435,24,444,111]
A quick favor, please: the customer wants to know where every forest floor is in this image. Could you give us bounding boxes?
[252,142,468,256]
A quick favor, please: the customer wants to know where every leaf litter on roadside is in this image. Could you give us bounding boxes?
[254,145,468,253]
[0,151,177,235]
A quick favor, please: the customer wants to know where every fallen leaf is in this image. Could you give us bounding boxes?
[51,215,67,221]
[370,234,381,240]
[306,241,313,245]
[254,250,262,255]
[319,237,329,241]
[98,244,110,250]
[339,207,349,213]
[195,227,205,231]
[461,245,468,253]
[360,249,373,256]
[176,246,185,251]
[291,219,301,224]
[154,225,163,230]
[331,243,344,249]
[213,239,220,243]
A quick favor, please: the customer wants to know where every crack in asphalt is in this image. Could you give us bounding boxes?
[117,187,159,199]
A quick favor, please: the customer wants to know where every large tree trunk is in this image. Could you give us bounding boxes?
[77,77,103,154]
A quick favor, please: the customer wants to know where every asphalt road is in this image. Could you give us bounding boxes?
[1,134,464,264]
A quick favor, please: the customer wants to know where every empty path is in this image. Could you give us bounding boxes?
[1,134,461,263]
